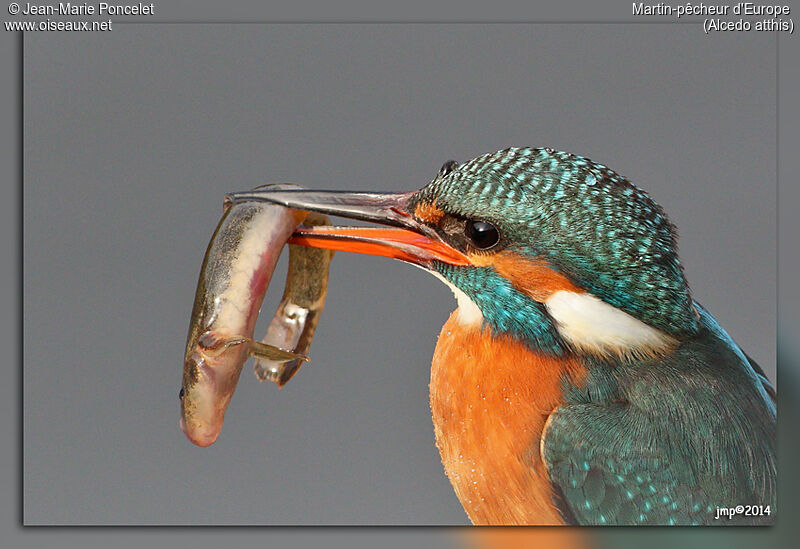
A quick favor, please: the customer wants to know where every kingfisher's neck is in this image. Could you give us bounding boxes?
[429,312,585,525]
[435,263,567,356]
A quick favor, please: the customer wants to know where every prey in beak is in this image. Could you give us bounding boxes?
[224,189,470,268]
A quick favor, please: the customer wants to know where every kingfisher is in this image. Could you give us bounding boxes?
[229,147,776,525]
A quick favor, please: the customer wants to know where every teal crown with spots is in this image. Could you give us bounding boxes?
[411,147,699,340]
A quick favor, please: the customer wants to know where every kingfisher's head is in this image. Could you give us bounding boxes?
[229,147,699,360]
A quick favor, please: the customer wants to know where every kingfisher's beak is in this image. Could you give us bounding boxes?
[224,189,469,267]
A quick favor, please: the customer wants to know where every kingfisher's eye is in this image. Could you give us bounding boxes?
[179,387,185,400]
[438,160,458,177]
[465,220,500,250]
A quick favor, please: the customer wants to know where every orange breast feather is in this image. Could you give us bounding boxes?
[429,312,585,525]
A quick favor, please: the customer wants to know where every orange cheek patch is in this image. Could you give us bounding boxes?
[414,201,445,225]
[470,251,584,302]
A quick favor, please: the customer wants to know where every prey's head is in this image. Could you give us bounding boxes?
[229,147,698,359]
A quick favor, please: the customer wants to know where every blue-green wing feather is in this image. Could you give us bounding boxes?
[543,304,776,525]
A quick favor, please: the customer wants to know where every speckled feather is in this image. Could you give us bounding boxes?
[412,147,698,338]
[409,147,776,525]
[544,305,776,525]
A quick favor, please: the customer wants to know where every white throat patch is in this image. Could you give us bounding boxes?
[430,272,484,327]
[545,290,676,359]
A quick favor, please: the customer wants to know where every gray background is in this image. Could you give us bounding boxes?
[22,23,776,527]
